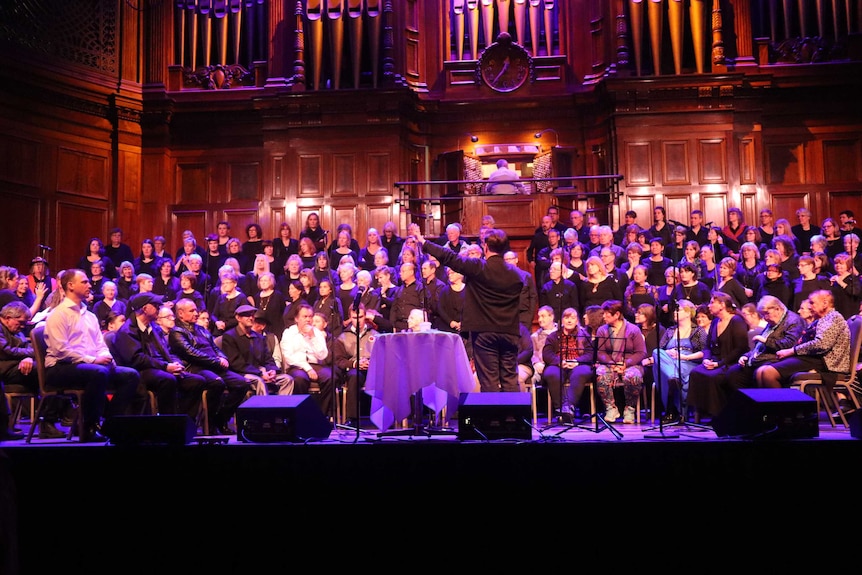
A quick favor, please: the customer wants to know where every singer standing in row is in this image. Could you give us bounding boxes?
[415,228,524,392]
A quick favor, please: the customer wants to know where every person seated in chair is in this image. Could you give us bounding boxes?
[333,304,379,428]
[44,269,142,442]
[755,290,850,389]
[485,159,525,195]
[220,304,293,397]
[594,299,647,424]
[112,292,210,421]
[280,303,334,419]
[168,298,250,435]
[541,307,595,423]
[725,295,805,396]
[0,301,64,439]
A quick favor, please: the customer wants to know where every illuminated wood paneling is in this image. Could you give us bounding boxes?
[229,162,261,201]
[767,143,804,185]
[662,141,690,185]
[625,142,654,186]
[57,148,108,199]
[299,155,323,197]
[333,154,356,197]
[698,139,727,184]
[823,140,861,183]
[177,164,209,204]
[739,137,756,185]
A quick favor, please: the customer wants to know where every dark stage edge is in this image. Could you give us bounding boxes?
[2,427,861,573]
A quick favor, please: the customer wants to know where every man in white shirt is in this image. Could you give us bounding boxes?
[280,302,334,419]
[44,268,141,441]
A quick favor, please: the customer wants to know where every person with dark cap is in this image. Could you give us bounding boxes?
[220,304,293,396]
[169,297,251,434]
[112,292,209,420]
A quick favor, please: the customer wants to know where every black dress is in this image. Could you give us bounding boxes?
[579,275,623,310]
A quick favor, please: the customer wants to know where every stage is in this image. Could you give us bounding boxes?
[2,410,860,574]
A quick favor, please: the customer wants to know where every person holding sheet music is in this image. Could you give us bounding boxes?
[594,299,647,424]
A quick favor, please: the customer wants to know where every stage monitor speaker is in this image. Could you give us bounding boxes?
[850,410,862,439]
[457,392,532,441]
[236,395,332,443]
[102,415,195,446]
[712,388,818,439]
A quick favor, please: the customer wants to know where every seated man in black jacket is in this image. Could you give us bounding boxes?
[112,292,208,422]
[168,298,251,435]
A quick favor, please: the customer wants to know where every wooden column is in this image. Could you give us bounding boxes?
[265,0,289,86]
[144,0,173,88]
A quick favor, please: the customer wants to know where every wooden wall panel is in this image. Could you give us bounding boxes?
[701,194,728,229]
[766,143,804,185]
[299,155,322,197]
[268,206,287,238]
[333,154,355,197]
[772,194,809,225]
[57,201,109,275]
[57,148,108,199]
[221,208,261,239]
[120,150,141,206]
[367,153,391,195]
[0,191,42,272]
[0,137,40,187]
[453,195,553,237]
[229,162,261,201]
[823,140,861,183]
[331,205,359,233]
[367,203,393,235]
[828,190,862,223]
[271,156,285,199]
[662,141,690,185]
[628,196,654,231]
[177,164,209,204]
[170,209,208,251]
[624,142,653,186]
[740,192,757,227]
[698,139,727,184]
[739,137,756,184]
[664,195,692,228]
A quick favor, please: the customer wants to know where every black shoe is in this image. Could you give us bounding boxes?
[39,422,66,439]
[343,418,360,429]
[80,426,107,443]
[216,424,236,435]
[1,431,26,441]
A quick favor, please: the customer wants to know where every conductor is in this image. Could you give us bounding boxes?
[416,227,524,392]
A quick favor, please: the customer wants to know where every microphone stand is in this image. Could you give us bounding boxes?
[540,290,568,429]
[644,301,711,436]
[643,297,680,439]
[349,289,364,440]
[574,331,624,440]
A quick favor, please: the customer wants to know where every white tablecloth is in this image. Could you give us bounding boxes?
[364,330,475,430]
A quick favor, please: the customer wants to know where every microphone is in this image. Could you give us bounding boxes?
[704,221,714,228]
[668,219,686,228]
[353,285,367,307]
[38,244,53,251]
